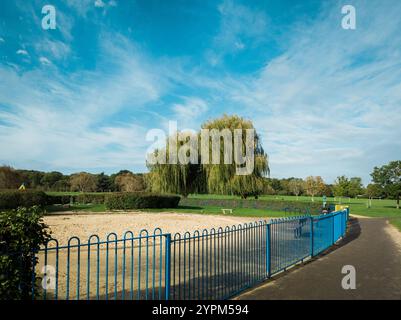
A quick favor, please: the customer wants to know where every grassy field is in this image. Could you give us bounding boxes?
[188,194,401,218]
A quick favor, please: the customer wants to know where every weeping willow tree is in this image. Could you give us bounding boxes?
[146,132,206,197]
[201,114,269,198]
[146,115,269,198]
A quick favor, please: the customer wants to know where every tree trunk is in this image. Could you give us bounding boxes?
[397,196,400,209]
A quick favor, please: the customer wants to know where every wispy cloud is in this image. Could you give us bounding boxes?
[224,0,401,183]
[206,0,269,66]
[0,33,171,173]
[172,97,209,129]
[16,49,29,56]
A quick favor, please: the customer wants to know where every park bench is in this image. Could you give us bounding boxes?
[221,208,233,214]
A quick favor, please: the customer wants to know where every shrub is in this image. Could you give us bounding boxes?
[180,198,324,214]
[45,195,71,205]
[74,193,105,204]
[104,193,180,210]
[0,190,48,209]
[0,206,51,300]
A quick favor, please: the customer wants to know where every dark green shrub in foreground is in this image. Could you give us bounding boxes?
[0,206,51,300]
[0,190,48,209]
[105,193,180,210]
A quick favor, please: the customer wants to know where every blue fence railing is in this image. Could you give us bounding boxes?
[32,208,349,300]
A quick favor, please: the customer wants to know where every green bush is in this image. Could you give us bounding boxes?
[45,195,71,205]
[105,193,180,210]
[0,190,48,209]
[74,193,105,204]
[0,206,51,300]
[46,193,105,205]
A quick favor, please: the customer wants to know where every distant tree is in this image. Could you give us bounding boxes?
[304,176,325,202]
[0,166,22,189]
[41,171,64,190]
[17,170,45,189]
[333,176,350,201]
[288,178,304,200]
[52,179,70,192]
[96,173,112,192]
[371,161,401,209]
[366,183,383,199]
[322,184,334,197]
[69,172,97,192]
[348,177,363,198]
[265,178,282,194]
[114,173,146,192]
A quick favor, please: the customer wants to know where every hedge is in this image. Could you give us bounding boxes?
[105,193,181,210]
[0,206,51,299]
[179,198,324,214]
[46,193,105,205]
[0,190,48,209]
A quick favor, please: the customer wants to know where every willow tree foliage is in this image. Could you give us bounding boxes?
[200,115,269,198]
[146,132,206,197]
[146,115,269,198]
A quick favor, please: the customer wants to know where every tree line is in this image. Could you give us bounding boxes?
[0,166,147,193]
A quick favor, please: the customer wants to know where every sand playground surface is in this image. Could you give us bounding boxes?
[43,212,265,245]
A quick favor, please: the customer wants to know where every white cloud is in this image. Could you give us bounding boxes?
[172,97,209,129]
[94,0,105,8]
[39,57,52,65]
[16,49,29,56]
[207,0,269,65]
[35,39,71,61]
[0,33,172,173]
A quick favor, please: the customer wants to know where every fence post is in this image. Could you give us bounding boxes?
[266,223,271,277]
[332,214,335,244]
[310,217,314,257]
[165,234,171,300]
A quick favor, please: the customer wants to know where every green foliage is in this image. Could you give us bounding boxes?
[74,193,105,204]
[371,161,401,209]
[96,172,113,192]
[147,115,269,198]
[0,206,51,300]
[366,183,383,198]
[104,193,180,210]
[0,166,23,189]
[0,190,48,209]
[180,197,323,214]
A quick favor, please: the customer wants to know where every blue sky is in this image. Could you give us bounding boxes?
[0,0,401,185]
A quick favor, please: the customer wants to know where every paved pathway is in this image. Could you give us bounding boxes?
[236,217,401,300]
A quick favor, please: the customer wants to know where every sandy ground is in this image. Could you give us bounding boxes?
[43,211,265,245]
[38,211,267,300]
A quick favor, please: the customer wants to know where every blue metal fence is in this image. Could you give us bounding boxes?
[32,208,349,300]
